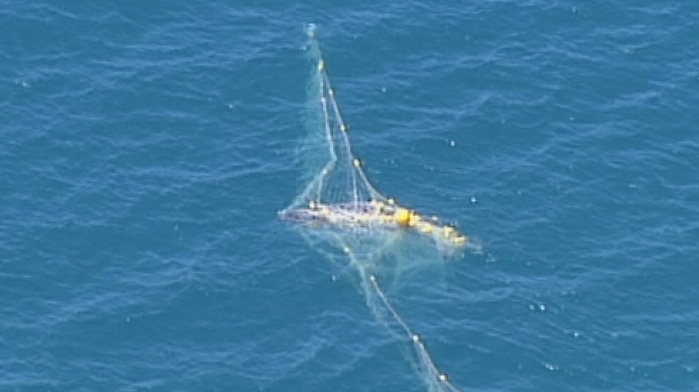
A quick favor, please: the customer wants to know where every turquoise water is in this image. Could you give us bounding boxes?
[2,2,698,391]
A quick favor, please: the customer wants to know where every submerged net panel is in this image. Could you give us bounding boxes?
[280,24,469,392]
[289,30,386,211]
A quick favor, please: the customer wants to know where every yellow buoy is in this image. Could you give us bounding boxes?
[394,208,411,226]
[452,235,467,245]
[443,226,455,237]
[418,222,433,234]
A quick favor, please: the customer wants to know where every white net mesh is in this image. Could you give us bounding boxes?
[280,24,469,392]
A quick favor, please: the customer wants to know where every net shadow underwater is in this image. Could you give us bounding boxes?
[279,24,474,392]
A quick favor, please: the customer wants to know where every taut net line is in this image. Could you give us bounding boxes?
[280,24,469,392]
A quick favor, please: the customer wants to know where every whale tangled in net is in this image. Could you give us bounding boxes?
[280,24,470,392]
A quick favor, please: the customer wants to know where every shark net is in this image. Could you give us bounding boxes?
[280,24,468,392]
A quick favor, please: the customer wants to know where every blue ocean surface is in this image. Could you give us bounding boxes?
[2,1,698,391]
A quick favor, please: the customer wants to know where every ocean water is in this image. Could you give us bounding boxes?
[2,1,698,391]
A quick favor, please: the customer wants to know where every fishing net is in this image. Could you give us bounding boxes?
[279,24,469,392]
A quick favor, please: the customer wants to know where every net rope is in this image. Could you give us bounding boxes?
[280,24,468,392]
